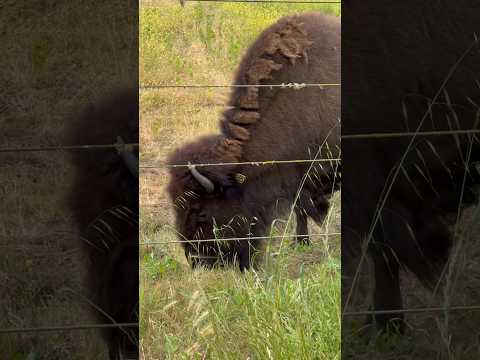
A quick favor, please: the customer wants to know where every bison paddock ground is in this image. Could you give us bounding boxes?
[139,2,341,358]
[139,2,480,359]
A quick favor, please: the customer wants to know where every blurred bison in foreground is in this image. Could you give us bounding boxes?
[343,1,480,336]
[167,12,341,272]
[66,89,138,359]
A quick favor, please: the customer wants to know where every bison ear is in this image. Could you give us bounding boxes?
[217,172,246,188]
[233,173,247,184]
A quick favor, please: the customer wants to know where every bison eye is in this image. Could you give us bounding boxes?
[197,211,208,222]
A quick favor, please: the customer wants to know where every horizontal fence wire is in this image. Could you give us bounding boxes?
[173,0,342,3]
[140,232,340,245]
[2,128,479,155]
[343,305,480,317]
[140,83,340,90]
[141,158,341,169]
[342,129,480,139]
[0,143,139,154]
[155,103,227,108]
[143,0,341,5]
[0,132,477,156]
[0,322,138,334]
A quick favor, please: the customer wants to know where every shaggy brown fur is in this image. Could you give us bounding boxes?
[167,12,340,271]
[65,89,138,359]
[343,1,480,335]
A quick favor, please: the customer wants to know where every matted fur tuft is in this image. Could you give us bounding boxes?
[224,14,314,143]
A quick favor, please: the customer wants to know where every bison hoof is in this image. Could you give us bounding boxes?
[293,236,311,246]
[239,263,250,273]
[374,314,405,336]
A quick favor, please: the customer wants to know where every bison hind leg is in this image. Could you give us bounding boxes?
[236,241,253,272]
[370,242,406,335]
[294,207,310,246]
[292,190,331,246]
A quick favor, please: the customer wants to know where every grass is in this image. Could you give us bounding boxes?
[139,1,342,358]
[140,249,340,359]
[140,0,340,83]
[140,205,341,359]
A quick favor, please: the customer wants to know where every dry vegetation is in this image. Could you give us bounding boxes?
[139,1,341,359]
[0,1,136,358]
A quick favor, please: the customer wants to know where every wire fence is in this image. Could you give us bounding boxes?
[5,4,480,337]
[2,141,479,325]
[3,131,477,329]
[342,129,480,139]
[179,0,341,3]
[1,128,479,155]
[343,305,480,317]
[142,0,341,6]
[0,143,139,154]
[140,83,340,90]
[140,158,341,169]
[140,232,341,245]
[0,323,138,335]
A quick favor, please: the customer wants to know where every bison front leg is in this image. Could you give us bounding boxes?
[293,190,330,246]
[371,245,405,334]
[237,216,266,272]
[237,242,251,273]
[237,238,258,272]
[294,207,310,245]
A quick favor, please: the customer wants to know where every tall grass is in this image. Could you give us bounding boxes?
[140,216,341,359]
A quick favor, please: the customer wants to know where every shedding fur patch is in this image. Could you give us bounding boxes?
[231,110,260,125]
[228,123,251,141]
[223,15,313,152]
[213,137,243,162]
[263,23,313,64]
[173,16,314,175]
[238,87,259,110]
[246,59,283,83]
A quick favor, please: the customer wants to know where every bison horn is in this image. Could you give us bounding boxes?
[188,162,215,193]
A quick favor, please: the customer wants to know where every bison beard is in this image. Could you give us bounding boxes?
[167,12,341,272]
[66,89,139,359]
[343,2,480,335]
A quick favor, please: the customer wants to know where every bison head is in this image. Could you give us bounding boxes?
[166,135,260,269]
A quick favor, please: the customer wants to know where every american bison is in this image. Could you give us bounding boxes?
[343,1,480,335]
[66,89,139,359]
[167,12,341,271]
